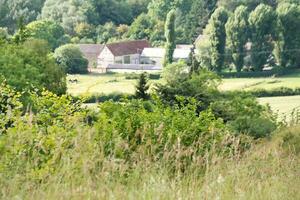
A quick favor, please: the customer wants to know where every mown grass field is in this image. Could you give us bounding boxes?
[67,73,162,96]
[221,76,300,91]
[68,71,300,95]
[258,95,300,120]
[68,72,300,117]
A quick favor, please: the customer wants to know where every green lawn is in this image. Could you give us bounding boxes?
[258,95,300,120]
[67,73,162,96]
[68,72,300,96]
[69,72,300,117]
[221,76,300,91]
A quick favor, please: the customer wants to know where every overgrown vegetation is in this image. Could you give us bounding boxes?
[0,79,299,199]
[1,1,300,198]
[0,39,66,95]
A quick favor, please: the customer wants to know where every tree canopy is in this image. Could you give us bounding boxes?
[54,44,88,74]
[0,39,66,94]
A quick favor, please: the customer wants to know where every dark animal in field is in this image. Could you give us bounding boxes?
[69,79,79,84]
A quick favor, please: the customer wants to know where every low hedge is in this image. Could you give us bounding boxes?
[219,68,298,78]
[76,92,136,103]
[78,87,300,104]
[125,73,161,80]
[249,87,300,98]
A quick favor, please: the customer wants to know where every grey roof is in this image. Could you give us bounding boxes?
[141,48,191,59]
[78,44,104,56]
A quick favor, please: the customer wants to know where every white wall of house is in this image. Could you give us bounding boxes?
[98,47,141,68]
[98,46,115,68]
[141,57,163,68]
[130,54,140,64]
[114,54,140,64]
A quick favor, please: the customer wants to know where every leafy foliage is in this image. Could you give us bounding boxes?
[158,62,276,138]
[225,6,249,72]
[163,9,176,67]
[41,0,87,35]
[275,3,300,68]
[205,7,229,71]
[249,4,277,71]
[21,20,68,50]
[0,40,66,95]
[54,44,88,74]
[0,81,22,134]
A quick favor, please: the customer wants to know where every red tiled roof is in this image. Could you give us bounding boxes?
[106,40,150,56]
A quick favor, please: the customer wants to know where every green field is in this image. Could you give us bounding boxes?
[68,72,300,95]
[68,72,300,117]
[221,76,300,91]
[259,95,300,119]
[67,73,162,96]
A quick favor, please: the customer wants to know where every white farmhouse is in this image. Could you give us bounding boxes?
[97,40,151,72]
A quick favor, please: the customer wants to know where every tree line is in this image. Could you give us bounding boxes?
[194,1,300,72]
[1,0,299,72]
[1,0,297,46]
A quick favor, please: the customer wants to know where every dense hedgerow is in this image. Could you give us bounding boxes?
[157,66,277,138]
[0,82,253,181]
[1,80,299,199]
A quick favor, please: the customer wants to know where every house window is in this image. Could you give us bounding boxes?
[124,55,131,64]
[115,57,122,64]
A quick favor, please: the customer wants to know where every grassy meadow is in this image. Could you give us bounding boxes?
[67,73,163,96]
[68,71,300,95]
[2,124,300,199]
[68,72,300,117]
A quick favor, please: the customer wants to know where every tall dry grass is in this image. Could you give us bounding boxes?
[1,125,299,200]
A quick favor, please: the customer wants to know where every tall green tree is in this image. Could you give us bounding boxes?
[96,22,118,43]
[0,0,45,32]
[249,4,277,71]
[148,0,179,20]
[163,9,176,67]
[226,5,249,72]
[127,13,153,40]
[19,20,68,50]
[275,3,300,68]
[0,39,66,94]
[87,0,133,26]
[207,7,229,72]
[41,0,87,35]
[218,0,278,11]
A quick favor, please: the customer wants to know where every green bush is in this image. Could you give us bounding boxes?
[157,67,277,138]
[210,92,277,138]
[0,40,66,95]
[0,81,23,134]
[54,44,88,74]
[0,88,252,181]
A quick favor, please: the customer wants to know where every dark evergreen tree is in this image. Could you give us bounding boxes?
[135,72,150,100]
